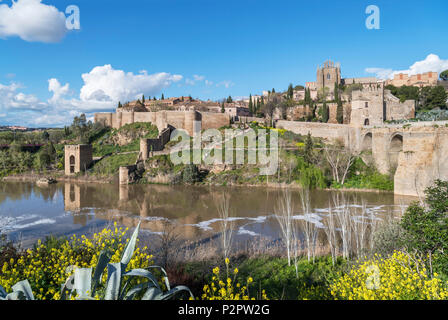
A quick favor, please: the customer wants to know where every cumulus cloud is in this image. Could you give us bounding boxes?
[0,0,68,43]
[366,54,448,79]
[0,65,184,127]
[79,65,182,103]
[0,82,45,111]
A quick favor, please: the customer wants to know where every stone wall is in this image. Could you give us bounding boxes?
[140,127,172,160]
[95,110,230,136]
[394,127,448,197]
[276,120,448,197]
[119,165,137,185]
[276,120,358,146]
[350,88,415,127]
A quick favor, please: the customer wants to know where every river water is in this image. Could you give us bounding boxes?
[0,181,416,248]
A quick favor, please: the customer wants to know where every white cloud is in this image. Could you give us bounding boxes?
[0,65,184,127]
[79,65,182,103]
[193,75,205,81]
[216,80,234,89]
[48,78,69,103]
[366,54,448,80]
[0,0,68,43]
[0,82,45,111]
[185,74,206,86]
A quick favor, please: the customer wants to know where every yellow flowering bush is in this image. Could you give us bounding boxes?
[200,259,268,300]
[0,223,153,300]
[330,251,448,300]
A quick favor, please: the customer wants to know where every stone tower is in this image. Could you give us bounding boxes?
[316,60,341,97]
[64,145,93,175]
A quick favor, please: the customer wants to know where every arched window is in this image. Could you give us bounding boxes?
[327,73,331,80]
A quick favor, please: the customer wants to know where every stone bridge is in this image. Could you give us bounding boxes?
[276,120,448,197]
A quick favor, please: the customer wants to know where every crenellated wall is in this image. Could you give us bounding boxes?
[94,110,230,136]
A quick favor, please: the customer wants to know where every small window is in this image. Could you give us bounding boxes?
[327,73,331,80]
[365,102,368,108]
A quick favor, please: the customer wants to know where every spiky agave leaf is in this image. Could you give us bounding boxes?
[12,280,34,300]
[121,222,141,268]
[0,285,7,298]
[73,268,93,299]
[156,286,194,300]
[104,263,122,300]
[91,249,112,296]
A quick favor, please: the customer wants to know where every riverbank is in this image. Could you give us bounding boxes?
[1,171,114,184]
[1,170,398,195]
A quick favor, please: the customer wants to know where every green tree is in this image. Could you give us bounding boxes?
[161,93,165,100]
[334,83,339,102]
[182,164,201,184]
[287,83,294,100]
[226,96,233,103]
[248,94,253,114]
[221,101,225,113]
[426,86,448,110]
[440,70,448,81]
[303,133,313,164]
[401,180,448,273]
[42,131,50,142]
[336,99,343,124]
[322,101,329,123]
[142,95,145,103]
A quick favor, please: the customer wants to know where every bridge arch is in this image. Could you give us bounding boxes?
[361,132,373,152]
[388,133,403,174]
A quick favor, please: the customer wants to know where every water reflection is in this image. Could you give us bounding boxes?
[0,181,416,247]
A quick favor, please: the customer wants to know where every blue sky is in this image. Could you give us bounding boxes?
[1,0,447,127]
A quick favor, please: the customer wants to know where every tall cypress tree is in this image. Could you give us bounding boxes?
[322,101,329,123]
[334,83,339,102]
[336,99,343,124]
[248,94,253,114]
[161,93,165,100]
[142,95,145,103]
[287,83,294,99]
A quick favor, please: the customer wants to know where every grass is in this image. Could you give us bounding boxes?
[91,153,138,176]
[176,255,347,300]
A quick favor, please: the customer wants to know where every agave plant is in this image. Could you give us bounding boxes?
[1,222,193,301]
[0,280,35,300]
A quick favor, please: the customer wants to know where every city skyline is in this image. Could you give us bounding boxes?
[1,0,448,127]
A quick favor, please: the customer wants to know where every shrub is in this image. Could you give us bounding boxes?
[0,223,152,300]
[372,218,406,257]
[400,179,448,275]
[201,259,267,300]
[330,251,448,300]
[182,164,201,184]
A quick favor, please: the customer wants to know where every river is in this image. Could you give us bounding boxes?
[0,181,416,248]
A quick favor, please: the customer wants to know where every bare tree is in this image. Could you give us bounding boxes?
[322,202,337,266]
[217,193,234,261]
[333,192,352,259]
[274,189,295,266]
[324,139,359,186]
[156,220,181,269]
[351,200,369,258]
[298,188,318,263]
